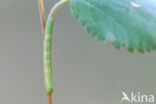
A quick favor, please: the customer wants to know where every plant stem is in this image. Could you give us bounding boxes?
[47,93,52,104]
[38,1,53,104]
[48,0,70,19]
[39,1,69,104]
[38,0,46,39]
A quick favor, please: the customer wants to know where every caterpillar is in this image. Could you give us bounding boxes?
[43,18,55,93]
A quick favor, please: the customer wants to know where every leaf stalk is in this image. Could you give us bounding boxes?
[48,0,70,19]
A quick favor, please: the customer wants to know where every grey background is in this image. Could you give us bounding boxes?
[0,0,156,104]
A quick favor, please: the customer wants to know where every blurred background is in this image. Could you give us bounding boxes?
[0,0,156,104]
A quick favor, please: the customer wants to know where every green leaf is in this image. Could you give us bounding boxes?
[70,0,156,52]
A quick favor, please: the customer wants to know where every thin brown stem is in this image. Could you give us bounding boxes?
[38,1,52,104]
[47,93,52,104]
[38,0,46,39]
[48,0,69,19]
[39,1,69,104]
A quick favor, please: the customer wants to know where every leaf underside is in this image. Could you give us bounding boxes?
[70,0,156,52]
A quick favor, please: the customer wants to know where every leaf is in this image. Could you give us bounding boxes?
[70,0,156,52]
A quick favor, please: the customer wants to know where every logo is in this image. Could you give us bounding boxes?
[121,92,155,103]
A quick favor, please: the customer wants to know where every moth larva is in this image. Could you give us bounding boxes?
[43,18,55,93]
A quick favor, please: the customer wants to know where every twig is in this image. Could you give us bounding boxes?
[38,1,53,104]
[47,93,52,104]
[38,0,46,39]
[38,1,69,104]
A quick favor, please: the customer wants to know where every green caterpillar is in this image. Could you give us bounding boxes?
[43,18,55,93]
